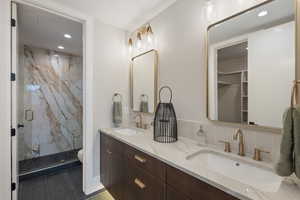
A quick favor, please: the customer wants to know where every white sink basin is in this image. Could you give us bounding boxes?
[186,150,283,192]
[114,128,139,136]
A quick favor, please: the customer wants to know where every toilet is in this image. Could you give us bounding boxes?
[77,149,83,163]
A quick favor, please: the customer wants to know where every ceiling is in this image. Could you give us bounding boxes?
[17,0,178,55]
[209,0,294,44]
[40,0,177,30]
[18,4,83,55]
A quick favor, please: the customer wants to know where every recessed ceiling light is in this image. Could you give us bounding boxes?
[258,10,268,17]
[57,45,64,50]
[64,34,72,39]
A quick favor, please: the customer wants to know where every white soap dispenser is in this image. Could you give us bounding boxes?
[196,125,207,146]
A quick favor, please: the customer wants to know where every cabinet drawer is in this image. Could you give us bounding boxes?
[102,133,124,155]
[124,162,165,200]
[125,145,165,180]
[166,165,239,200]
[167,185,191,200]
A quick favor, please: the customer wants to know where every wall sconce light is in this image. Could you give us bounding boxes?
[128,38,133,53]
[128,23,156,56]
[136,32,142,49]
[146,24,154,43]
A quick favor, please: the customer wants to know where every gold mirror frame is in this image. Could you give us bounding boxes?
[130,49,159,114]
[205,0,298,133]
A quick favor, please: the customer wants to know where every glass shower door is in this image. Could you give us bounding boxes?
[18,45,83,175]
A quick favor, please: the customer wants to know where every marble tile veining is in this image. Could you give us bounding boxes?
[18,45,83,161]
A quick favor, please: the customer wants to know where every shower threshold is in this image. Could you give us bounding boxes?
[19,149,81,180]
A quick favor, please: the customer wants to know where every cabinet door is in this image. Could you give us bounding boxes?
[166,185,191,200]
[124,162,165,200]
[101,133,126,200]
[100,134,111,188]
[166,165,239,200]
[109,152,125,200]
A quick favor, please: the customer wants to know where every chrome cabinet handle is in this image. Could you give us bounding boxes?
[25,109,34,121]
[134,155,147,163]
[134,178,146,189]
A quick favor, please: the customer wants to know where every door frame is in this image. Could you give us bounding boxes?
[10,0,96,198]
[208,34,248,121]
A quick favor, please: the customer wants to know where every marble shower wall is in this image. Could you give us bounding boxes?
[18,45,83,161]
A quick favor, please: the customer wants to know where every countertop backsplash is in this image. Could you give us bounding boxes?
[177,120,282,164]
[128,112,282,164]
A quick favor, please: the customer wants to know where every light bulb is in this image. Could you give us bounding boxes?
[128,38,133,53]
[147,34,153,43]
[137,40,142,49]
[136,32,142,50]
[146,25,154,44]
[258,10,268,17]
[64,34,72,39]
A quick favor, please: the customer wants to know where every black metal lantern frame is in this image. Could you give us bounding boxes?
[153,86,178,143]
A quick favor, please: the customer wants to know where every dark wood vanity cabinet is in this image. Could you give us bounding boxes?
[100,133,239,200]
[166,165,239,200]
[166,185,192,200]
[124,162,165,200]
[100,134,125,200]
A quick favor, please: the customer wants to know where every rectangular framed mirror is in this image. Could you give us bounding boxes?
[131,49,158,114]
[207,0,296,129]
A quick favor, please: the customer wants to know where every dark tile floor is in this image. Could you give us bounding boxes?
[19,149,80,174]
[19,165,96,200]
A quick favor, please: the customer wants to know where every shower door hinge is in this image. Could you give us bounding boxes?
[11,182,16,191]
[11,73,16,81]
[11,18,16,27]
[11,128,16,137]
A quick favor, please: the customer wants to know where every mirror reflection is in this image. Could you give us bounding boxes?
[131,50,158,113]
[207,0,295,128]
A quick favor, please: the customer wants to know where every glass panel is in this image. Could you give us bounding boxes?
[17,4,83,173]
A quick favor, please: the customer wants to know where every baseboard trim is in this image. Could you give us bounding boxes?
[84,175,104,195]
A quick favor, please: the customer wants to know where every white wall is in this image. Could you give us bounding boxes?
[248,22,295,128]
[0,0,12,199]
[0,0,128,197]
[150,0,206,121]
[144,0,283,161]
[148,0,265,121]
[93,19,128,179]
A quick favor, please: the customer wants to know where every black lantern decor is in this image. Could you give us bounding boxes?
[154,86,177,143]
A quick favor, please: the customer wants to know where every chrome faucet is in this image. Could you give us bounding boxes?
[233,128,245,156]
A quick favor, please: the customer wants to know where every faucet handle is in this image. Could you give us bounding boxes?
[253,148,270,161]
[219,140,231,153]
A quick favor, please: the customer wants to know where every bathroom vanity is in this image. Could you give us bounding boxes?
[99,128,300,200]
[100,131,237,200]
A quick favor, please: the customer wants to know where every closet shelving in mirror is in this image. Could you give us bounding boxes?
[218,70,244,75]
[241,70,248,124]
[218,81,232,87]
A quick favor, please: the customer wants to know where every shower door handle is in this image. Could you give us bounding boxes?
[17,124,24,128]
[25,109,34,121]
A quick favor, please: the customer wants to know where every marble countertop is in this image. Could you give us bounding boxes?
[99,128,300,200]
